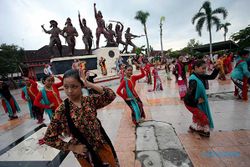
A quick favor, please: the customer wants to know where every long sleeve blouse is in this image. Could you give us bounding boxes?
[184,69,219,107]
[116,68,145,100]
[34,76,63,111]
[21,79,39,102]
[44,87,116,154]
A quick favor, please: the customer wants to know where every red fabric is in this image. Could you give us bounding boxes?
[119,70,125,82]
[185,104,209,126]
[152,68,162,91]
[242,77,248,101]
[178,79,187,99]
[177,62,183,77]
[116,68,145,100]
[34,78,63,111]
[226,54,233,73]
[21,79,39,102]
[2,98,17,115]
[143,63,153,74]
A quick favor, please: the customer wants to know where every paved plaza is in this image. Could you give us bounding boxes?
[0,71,250,167]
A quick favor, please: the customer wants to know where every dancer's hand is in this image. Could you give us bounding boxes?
[134,61,141,68]
[198,98,204,104]
[69,144,87,155]
[49,103,54,108]
[79,69,89,87]
[213,63,220,69]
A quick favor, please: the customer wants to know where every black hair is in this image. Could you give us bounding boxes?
[125,64,133,70]
[193,59,206,68]
[42,75,51,84]
[238,50,249,57]
[63,69,84,86]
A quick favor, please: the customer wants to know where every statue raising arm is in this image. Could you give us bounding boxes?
[41,24,50,34]
[118,21,124,32]
[78,11,84,31]
[94,3,98,19]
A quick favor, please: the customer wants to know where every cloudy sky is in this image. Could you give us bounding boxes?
[0,0,249,51]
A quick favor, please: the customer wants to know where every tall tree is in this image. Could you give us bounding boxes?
[220,22,231,41]
[160,16,166,57]
[192,1,228,56]
[231,24,250,49]
[0,44,24,79]
[182,38,202,55]
[135,10,150,56]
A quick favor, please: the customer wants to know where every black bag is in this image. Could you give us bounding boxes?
[64,99,110,167]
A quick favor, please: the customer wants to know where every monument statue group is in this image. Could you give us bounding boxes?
[41,3,143,57]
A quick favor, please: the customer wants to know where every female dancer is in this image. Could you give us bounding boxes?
[34,75,63,120]
[21,77,44,123]
[44,69,119,167]
[116,62,146,125]
[231,50,250,100]
[184,60,219,137]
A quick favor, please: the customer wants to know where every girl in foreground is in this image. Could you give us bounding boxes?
[116,62,146,125]
[44,69,119,167]
[184,60,219,137]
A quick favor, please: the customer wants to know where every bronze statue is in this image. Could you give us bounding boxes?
[62,17,78,56]
[41,20,63,57]
[105,23,117,47]
[94,3,109,48]
[78,12,93,55]
[114,21,126,47]
[122,27,139,53]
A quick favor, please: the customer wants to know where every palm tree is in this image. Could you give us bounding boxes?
[135,10,150,56]
[160,16,166,57]
[192,1,228,56]
[220,22,231,41]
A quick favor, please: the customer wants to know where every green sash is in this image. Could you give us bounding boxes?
[189,74,214,128]
[124,77,141,122]
[22,86,34,118]
[0,93,21,116]
[41,88,53,120]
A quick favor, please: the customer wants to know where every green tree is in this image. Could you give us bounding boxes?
[192,1,227,56]
[135,10,150,56]
[220,22,231,41]
[231,25,250,49]
[160,16,166,57]
[187,38,202,48]
[0,44,24,79]
[135,45,146,55]
[182,39,202,56]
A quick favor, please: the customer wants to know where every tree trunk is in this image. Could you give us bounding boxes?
[144,24,150,57]
[209,29,212,57]
[160,23,164,57]
[224,33,226,41]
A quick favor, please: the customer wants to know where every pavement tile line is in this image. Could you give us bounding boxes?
[135,120,193,167]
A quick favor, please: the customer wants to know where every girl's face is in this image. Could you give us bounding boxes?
[63,77,82,101]
[125,67,133,77]
[44,76,54,88]
[195,64,206,75]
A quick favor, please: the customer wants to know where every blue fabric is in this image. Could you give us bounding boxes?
[189,74,214,128]
[41,88,53,120]
[231,57,250,80]
[124,77,141,122]
[0,93,21,116]
[22,86,34,118]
